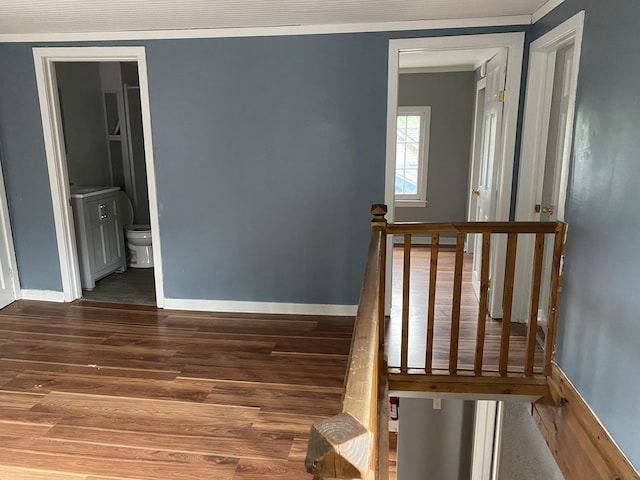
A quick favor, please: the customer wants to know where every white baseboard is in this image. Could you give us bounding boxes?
[163,298,357,316]
[391,235,458,246]
[20,289,65,302]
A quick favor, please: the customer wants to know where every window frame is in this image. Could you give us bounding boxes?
[394,106,431,207]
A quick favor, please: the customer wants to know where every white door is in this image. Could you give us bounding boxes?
[471,49,507,302]
[466,80,486,254]
[0,161,20,309]
[535,43,575,322]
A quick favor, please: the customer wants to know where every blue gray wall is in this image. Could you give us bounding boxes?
[56,62,112,187]
[534,0,640,469]
[0,26,527,304]
[395,71,475,223]
[397,398,474,480]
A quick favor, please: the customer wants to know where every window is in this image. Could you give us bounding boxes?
[395,106,431,206]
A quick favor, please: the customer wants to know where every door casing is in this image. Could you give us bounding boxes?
[32,46,165,306]
[385,32,525,317]
[512,11,584,322]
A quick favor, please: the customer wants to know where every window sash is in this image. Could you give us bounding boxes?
[395,106,430,203]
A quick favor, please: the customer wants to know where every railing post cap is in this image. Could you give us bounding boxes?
[371,204,388,227]
[371,204,387,217]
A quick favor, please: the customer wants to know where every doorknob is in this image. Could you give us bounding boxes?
[472,189,480,196]
[535,204,554,215]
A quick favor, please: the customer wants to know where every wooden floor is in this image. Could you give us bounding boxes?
[0,300,352,479]
[0,245,543,479]
[386,245,544,374]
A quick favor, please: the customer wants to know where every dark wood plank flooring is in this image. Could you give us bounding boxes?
[0,246,543,478]
[0,300,352,479]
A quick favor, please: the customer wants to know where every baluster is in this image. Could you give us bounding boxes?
[425,233,439,374]
[499,232,518,376]
[401,234,411,373]
[525,232,545,376]
[544,222,567,376]
[474,232,491,375]
[449,233,465,375]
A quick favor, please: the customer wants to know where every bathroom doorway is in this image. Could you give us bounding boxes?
[33,47,164,307]
[56,61,154,305]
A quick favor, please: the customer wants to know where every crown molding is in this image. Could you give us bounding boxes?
[0,15,531,43]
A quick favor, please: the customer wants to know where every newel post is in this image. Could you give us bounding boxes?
[371,204,388,372]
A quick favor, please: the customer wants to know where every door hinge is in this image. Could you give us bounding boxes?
[498,90,506,103]
[8,268,13,278]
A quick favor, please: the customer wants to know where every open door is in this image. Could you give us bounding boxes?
[513,12,584,324]
[0,154,20,309]
[471,49,507,316]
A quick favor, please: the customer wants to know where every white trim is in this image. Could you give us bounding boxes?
[0,157,21,304]
[400,65,475,74]
[395,200,427,208]
[385,33,524,224]
[532,0,566,24]
[385,33,525,320]
[163,298,357,316]
[512,11,584,321]
[32,46,165,308]
[491,401,505,480]
[0,15,532,43]
[471,400,499,480]
[19,289,66,302]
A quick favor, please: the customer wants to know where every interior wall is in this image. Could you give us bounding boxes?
[55,62,111,186]
[0,25,529,302]
[395,71,475,223]
[532,0,640,469]
[397,398,474,480]
[499,402,564,479]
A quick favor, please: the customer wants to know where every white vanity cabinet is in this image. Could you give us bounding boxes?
[71,186,126,289]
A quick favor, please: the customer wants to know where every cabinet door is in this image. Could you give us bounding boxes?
[87,195,124,276]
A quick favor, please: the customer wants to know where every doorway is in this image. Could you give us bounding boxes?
[512,12,584,323]
[55,61,153,305]
[33,47,165,307]
[385,33,525,318]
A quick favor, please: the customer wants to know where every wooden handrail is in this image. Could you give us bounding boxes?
[305,206,568,478]
[306,205,387,480]
[387,221,559,234]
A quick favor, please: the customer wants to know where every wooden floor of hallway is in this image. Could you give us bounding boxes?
[0,245,542,479]
[0,300,353,479]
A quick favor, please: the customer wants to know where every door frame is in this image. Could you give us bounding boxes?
[386,32,524,223]
[465,76,487,253]
[515,11,584,223]
[470,400,504,480]
[0,156,21,305]
[32,46,165,306]
[512,12,584,322]
[385,32,525,316]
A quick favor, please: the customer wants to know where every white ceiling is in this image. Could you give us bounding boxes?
[0,0,555,36]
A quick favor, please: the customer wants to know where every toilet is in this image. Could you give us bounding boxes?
[118,192,153,268]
